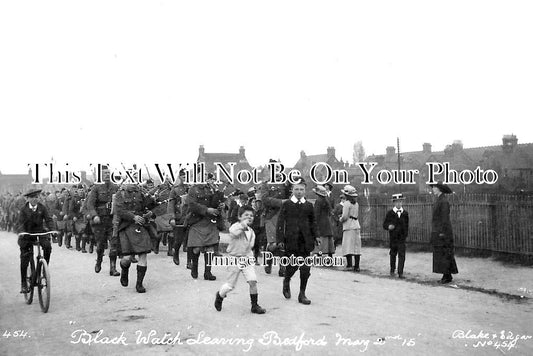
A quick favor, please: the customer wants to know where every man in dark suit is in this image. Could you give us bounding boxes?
[276,178,318,305]
[383,193,409,279]
[17,189,55,293]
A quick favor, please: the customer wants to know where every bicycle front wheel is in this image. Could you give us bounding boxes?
[37,259,51,313]
[24,258,35,305]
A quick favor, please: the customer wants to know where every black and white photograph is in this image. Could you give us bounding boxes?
[0,1,532,355]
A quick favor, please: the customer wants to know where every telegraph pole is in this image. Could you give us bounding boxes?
[397,137,402,191]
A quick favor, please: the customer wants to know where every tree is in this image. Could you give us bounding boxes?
[353,141,366,164]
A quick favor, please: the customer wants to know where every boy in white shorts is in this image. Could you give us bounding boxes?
[214,205,266,314]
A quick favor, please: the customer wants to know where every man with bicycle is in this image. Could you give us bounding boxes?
[16,189,55,294]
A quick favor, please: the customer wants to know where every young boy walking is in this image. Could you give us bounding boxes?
[214,205,266,314]
[383,193,409,279]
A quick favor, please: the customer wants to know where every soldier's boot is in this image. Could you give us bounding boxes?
[65,233,72,249]
[190,250,199,279]
[278,265,285,277]
[109,256,121,277]
[214,292,224,311]
[213,244,222,257]
[167,234,174,257]
[250,294,266,314]
[186,248,193,270]
[264,259,273,274]
[75,235,81,251]
[95,253,103,273]
[354,255,361,272]
[89,240,94,254]
[120,259,131,287]
[298,276,311,305]
[136,265,147,293]
[81,238,88,253]
[57,232,63,247]
[162,233,167,246]
[203,253,216,281]
[283,277,291,299]
[152,237,160,255]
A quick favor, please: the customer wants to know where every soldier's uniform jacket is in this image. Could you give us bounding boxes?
[150,181,173,216]
[257,182,287,220]
[115,185,157,232]
[87,182,118,218]
[167,183,188,225]
[44,195,61,218]
[187,183,218,226]
[67,195,85,220]
[61,192,72,218]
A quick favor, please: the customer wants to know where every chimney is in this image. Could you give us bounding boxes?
[444,145,453,157]
[451,140,463,152]
[239,146,245,157]
[502,134,518,153]
[300,150,306,158]
[199,145,205,156]
[423,143,432,154]
[386,146,396,157]
[327,146,336,159]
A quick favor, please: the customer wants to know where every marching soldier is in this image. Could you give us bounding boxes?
[168,169,189,266]
[87,165,120,276]
[116,184,157,293]
[66,184,87,252]
[186,173,221,281]
[61,187,74,249]
[257,160,290,276]
[56,188,68,247]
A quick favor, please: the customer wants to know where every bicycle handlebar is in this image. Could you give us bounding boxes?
[18,231,59,237]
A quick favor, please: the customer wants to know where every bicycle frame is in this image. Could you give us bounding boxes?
[19,231,57,313]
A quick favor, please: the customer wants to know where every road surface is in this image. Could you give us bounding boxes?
[0,231,532,355]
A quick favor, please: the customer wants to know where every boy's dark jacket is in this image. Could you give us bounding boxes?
[276,198,318,254]
[382,209,409,244]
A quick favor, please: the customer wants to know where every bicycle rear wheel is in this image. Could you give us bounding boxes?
[37,259,51,313]
[24,258,35,305]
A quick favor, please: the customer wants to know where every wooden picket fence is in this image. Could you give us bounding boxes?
[358,193,533,256]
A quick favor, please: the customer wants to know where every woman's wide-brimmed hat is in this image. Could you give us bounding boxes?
[429,181,453,194]
[341,185,358,197]
[312,185,328,197]
[24,188,42,198]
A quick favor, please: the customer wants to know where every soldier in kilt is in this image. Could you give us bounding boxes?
[116,184,157,293]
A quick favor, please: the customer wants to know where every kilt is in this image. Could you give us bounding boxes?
[187,219,219,248]
[154,213,174,232]
[74,220,87,234]
[56,220,66,231]
[119,224,152,256]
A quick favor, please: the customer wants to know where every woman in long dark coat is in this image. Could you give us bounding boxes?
[429,181,458,284]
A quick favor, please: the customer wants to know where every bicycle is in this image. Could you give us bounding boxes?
[18,231,57,313]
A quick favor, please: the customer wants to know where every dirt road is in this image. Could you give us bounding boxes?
[0,231,532,355]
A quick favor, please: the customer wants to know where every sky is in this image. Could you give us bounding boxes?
[1,0,532,174]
